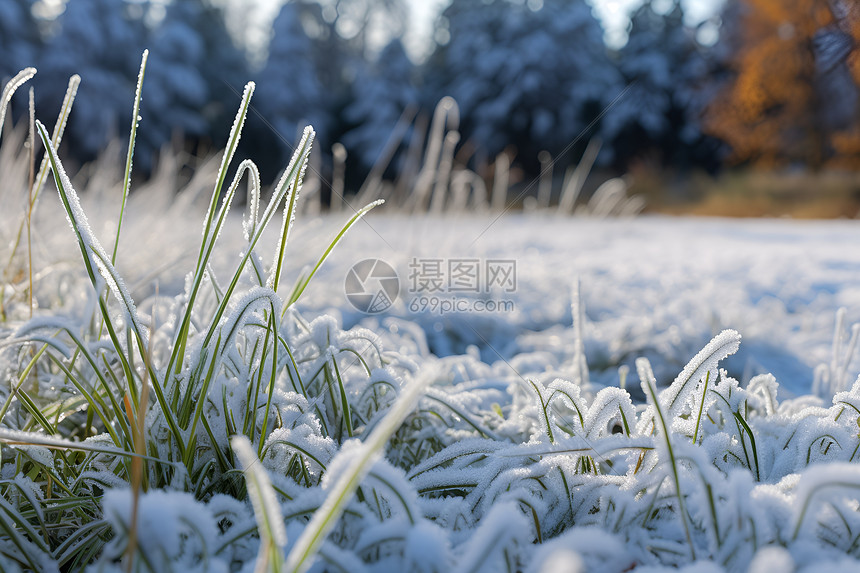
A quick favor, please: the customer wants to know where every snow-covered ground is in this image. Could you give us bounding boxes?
[286,213,860,398]
[53,196,860,399]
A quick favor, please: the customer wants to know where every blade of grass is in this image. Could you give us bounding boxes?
[0,428,172,463]
[0,67,36,144]
[35,120,183,458]
[26,86,35,317]
[166,82,256,382]
[112,50,148,265]
[125,283,156,573]
[283,199,384,310]
[692,371,710,445]
[195,128,314,358]
[3,74,79,309]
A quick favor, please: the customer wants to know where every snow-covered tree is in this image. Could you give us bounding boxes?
[185,0,249,142]
[428,0,617,166]
[140,0,248,166]
[607,0,712,167]
[138,0,209,167]
[35,0,148,158]
[0,0,40,83]
[254,1,327,160]
[341,38,418,169]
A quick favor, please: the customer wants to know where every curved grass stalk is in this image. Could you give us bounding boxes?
[195,128,314,359]
[422,392,499,440]
[529,380,555,443]
[664,330,740,417]
[0,67,36,144]
[284,199,384,310]
[35,121,183,458]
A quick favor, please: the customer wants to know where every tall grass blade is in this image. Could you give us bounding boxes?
[270,131,313,292]
[112,50,148,265]
[571,280,589,386]
[557,137,601,215]
[3,74,79,297]
[26,87,35,317]
[197,128,314,354]
[35,120,183,453]
[166,82,256,380]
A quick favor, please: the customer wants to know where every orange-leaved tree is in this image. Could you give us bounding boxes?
[706,0,860,169]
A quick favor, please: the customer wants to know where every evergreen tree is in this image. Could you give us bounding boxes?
[254,1,327,162]
[0,0,40,83]
[35,0,148,158]
[428,0,617,168]
[141,0,248,166]
[608,0,712,168]
[341,38,418,169]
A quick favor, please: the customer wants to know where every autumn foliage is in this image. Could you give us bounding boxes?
[707,0,860,169]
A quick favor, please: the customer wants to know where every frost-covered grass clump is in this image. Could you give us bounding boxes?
[4,59,860,573]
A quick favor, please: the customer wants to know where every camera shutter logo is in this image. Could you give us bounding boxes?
[345,259,399,313]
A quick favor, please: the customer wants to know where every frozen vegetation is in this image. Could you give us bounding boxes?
[4,65,860,573]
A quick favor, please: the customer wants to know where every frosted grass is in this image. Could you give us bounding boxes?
[3,58,860,573]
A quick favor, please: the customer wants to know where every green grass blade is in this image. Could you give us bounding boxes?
[197,129,315,356]
[35,120,184,457]
[0,343,46,424]
[270,151,311,293]
[111,49,148,265]
[166,83,255,381]
[692,371,710,445]
[0,428,173,464]
[284,199,384,310]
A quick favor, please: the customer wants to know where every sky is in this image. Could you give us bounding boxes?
[405,0,724,58]
[227,0,725,63]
